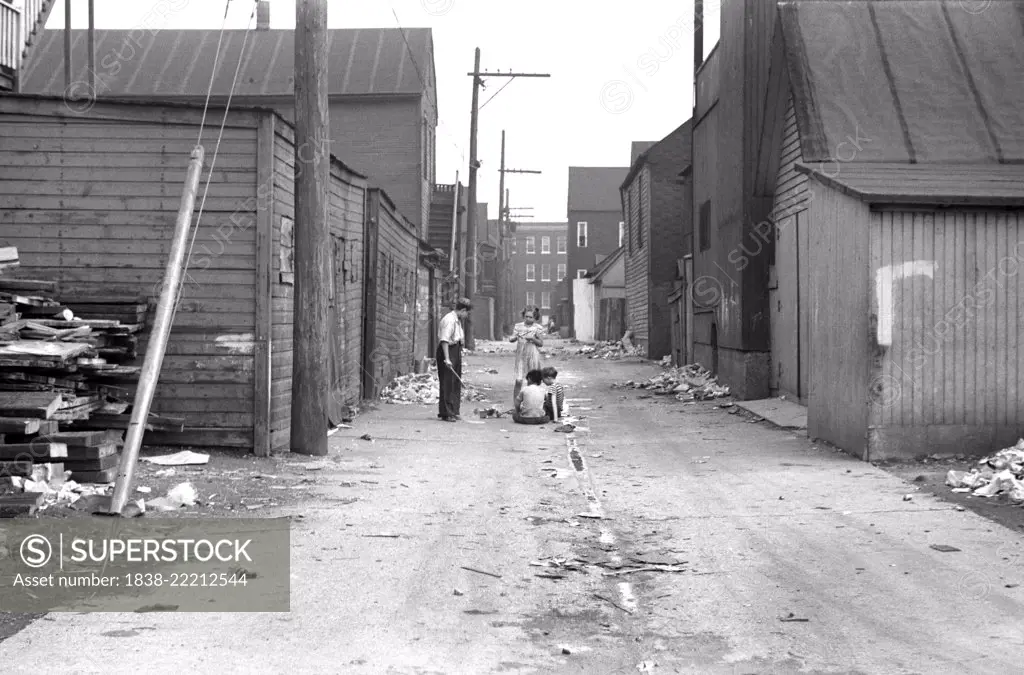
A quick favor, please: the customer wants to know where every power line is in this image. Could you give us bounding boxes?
[390,7,438,113]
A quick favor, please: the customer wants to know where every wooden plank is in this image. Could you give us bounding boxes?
[0,393,61,418]
[65,442,119,460]
[254,113,275,458]
[0,492,44,518]
[142,428,253,449]
[49,430,121,448]
[62,453,120,472]
[0,418,42,434]
[69,467,117,483]
[0,443,68,461]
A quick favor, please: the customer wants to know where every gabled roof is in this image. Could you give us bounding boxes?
[779,0,1024,163]
[586,246,624,280]
[21,28,434,101]
[568,167,629,213]
[794,162,1024,206]
[621,119,692,190]
[631,141,657,166]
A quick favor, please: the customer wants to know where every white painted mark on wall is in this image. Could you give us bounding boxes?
[875,261,937,346]
[215,333,256,354]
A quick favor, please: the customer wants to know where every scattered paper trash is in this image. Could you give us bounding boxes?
[146,482,198,511]
[142,451,209,467]
[637,660,657,672]
[136,486,152,494]
[153,468,176,478]
[930,544,961,553]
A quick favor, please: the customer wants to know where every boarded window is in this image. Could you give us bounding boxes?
[699,200,711,252]
[280,216,295,285]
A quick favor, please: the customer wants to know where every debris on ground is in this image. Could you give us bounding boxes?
[553,423,576,433]
[141,450,210,466]
[575,340,642,360]
[378,364,490,404]
[477,368,499,374]
[929,544,961,553]
[360,434,373,442]
[944,439,1024,502]
[613,364,730,401]
[145,481,198,511]
[474,406,507,419]
[779,612,810,622]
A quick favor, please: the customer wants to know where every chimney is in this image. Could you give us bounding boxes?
[256,1,270,31]
[694,0,704,73]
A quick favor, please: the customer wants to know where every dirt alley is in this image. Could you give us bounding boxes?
[1,339,1023,674]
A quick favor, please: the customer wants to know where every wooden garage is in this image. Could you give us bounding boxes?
[0,95,367,455]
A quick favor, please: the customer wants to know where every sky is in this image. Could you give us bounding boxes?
[46,0,720,223]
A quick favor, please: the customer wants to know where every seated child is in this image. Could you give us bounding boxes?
[541,366,565,421]
[513,369,549,424]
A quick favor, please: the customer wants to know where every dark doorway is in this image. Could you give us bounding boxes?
[710,322,719,376]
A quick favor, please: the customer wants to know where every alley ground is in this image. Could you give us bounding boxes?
[2,340,1024,674]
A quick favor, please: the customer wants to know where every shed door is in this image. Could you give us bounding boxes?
[771,212,805,401]
[327,235,347,424]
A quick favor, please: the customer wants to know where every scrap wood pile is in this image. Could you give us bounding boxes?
[378,362,490,404]
[613,364,731,401]
[945,439,1024,503]
[0,254,167,515]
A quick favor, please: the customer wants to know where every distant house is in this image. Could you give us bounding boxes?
[566,166,628,336]
[511,222,568,326]
[751,0,1024,460]
[630,141,657,166]
[574,247,625,343]
[621,120,692,360]
[19,18,438,232]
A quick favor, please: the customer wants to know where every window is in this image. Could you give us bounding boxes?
[541,236,551,254]
[526,291,535,306]
[541,291,551,309]
[557,263,566,281]
[525,237,536,254]
[577,221,588,248]
[511,238,517,255]
[525,264,535,281]
[576,269,587,279]
[557,236,567,254]
[699,199,711,251]
[541,264,551,281]
[618,221,624,248]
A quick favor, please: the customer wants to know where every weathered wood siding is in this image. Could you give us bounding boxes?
[0,98,260,445]
[867,208,1024,459]
[269,125,366,452]
[806,183,871,458]
[624,167,650,355]
[770,94,812,402]
[363,188,419,399]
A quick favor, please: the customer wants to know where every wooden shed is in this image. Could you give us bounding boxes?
[362,187,435,399]
[0,95,367,455]
[797,164,1024,460]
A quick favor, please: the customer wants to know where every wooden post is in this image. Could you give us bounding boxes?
[63,0,71,93]
[291,0,330,456]
[87,0,95,94]
[465,47,481,349]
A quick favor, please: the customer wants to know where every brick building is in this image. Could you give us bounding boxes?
[566,167,628,335]
[510,222,568,326]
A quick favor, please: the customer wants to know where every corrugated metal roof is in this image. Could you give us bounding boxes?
[781,0,1024,163]
[568,167,629,213]
[794,162,1024,205]
[21,28,433,98]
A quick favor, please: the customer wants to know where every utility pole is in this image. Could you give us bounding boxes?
[64,0,71,92]
[496,130,542,334]
[466,52,550,349]
[291,0,330,456]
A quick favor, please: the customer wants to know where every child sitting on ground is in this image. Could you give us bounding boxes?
[513,369,549,424]
[541,366,565,421]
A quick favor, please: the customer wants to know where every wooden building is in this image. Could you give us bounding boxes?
[362,187,439,398]
[755,0,1024,459]
[588,247,626,342]
[20,20,438,232]
[620,120,693,360]
[690,0,775,398]
[0,0,54,93]
[0,95,368,455]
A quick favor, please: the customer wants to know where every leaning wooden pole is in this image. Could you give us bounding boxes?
[290,0,330,456]
[108,146,205,514]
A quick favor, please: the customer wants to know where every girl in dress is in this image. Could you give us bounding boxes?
[510,305,545,412]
